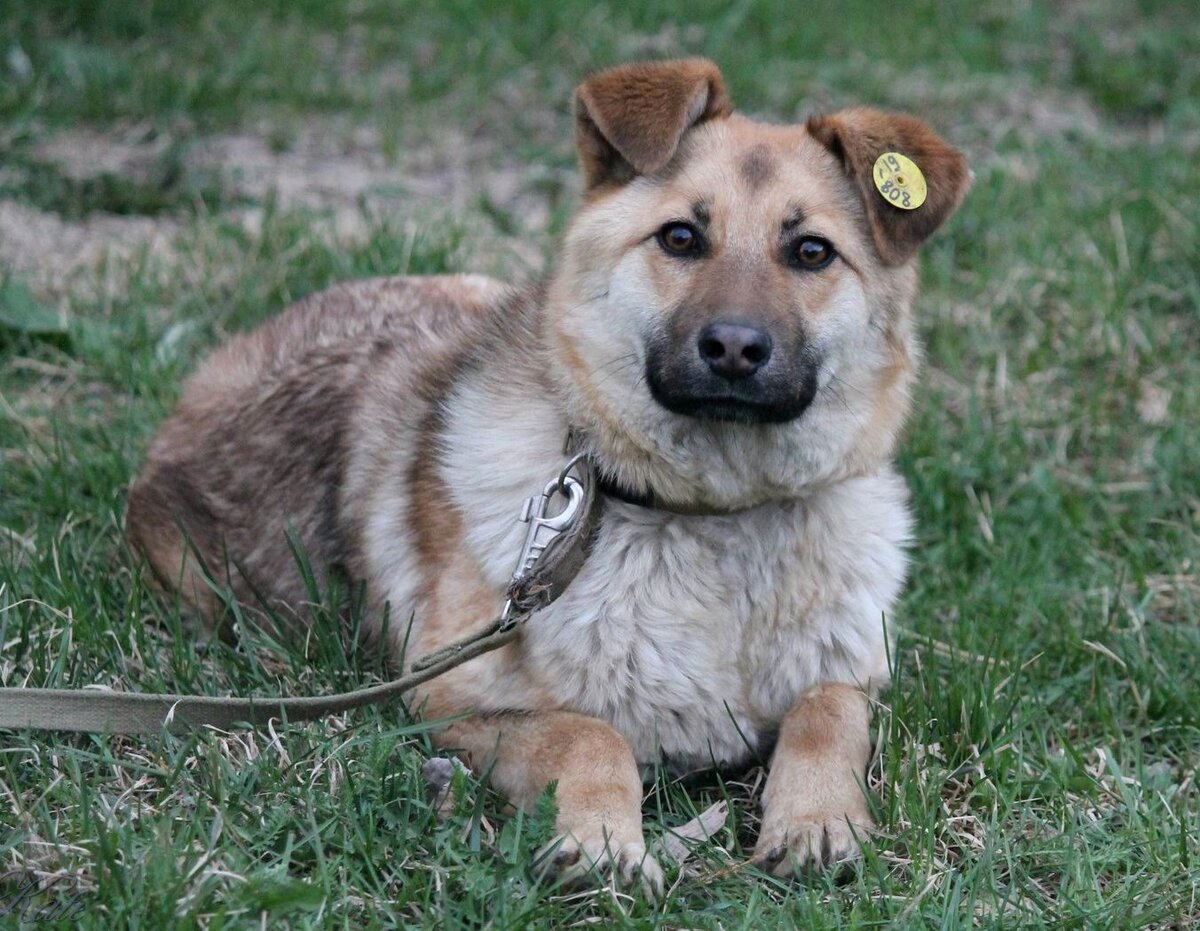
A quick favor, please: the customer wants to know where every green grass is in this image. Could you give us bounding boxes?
[2,0,1199,927]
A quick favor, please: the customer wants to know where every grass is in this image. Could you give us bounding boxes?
[1,0,1198,926]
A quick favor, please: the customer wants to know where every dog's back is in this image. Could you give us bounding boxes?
[126,274,505,621]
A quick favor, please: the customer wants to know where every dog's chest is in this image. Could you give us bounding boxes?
[517,498,890,770]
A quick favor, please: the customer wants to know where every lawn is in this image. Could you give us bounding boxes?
[1,0,1198,927]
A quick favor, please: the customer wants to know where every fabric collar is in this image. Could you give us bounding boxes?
[565,428,768,518]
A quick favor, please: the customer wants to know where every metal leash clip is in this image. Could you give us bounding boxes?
[501,469,586,624]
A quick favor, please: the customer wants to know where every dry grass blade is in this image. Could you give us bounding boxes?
[653,801,729,866]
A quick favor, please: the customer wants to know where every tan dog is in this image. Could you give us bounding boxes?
[127,59,969,894]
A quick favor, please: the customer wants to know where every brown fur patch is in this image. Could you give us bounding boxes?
[436,709,656,889]
[125,477,224,621]
[126,276,504,625]
[738,144,776,190]
[754,683,874,873]
[775,682,871,761]
[405,410,499,657]
[575,58,732,189]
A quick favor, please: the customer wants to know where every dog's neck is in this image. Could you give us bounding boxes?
[562,428,772,516]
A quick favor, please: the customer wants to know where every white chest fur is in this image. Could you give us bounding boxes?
[440,443,910,767]
[389,367,913,770]
[519,478,909,768]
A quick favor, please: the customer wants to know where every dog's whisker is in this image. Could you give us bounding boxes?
[591,355,642,392]
[822,384,856,417]
[555,290,610,320]
[828,374,870,401]
[593,351,639,376]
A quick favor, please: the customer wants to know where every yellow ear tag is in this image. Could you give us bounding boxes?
[872,152,927,210]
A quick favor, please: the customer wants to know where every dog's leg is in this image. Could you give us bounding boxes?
[439,710,664,896]
[753,682,874,875]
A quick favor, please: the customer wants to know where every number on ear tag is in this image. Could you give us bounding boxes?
[873,152,927,210]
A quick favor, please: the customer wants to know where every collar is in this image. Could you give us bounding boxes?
[506,436,770,616]
[564,428,767,518]
[594,470,753,517]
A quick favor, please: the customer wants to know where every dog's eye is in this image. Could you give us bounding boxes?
[657,222,703,257]
[791,236,836,270]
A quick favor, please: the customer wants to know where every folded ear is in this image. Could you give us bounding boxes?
[807,108,971,266]
[575,58,732,189]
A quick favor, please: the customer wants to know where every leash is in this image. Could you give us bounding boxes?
[0,617,523,735]
[0,454,601,735]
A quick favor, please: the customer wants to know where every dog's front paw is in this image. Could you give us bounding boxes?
[753,810,873,877]
[538,832,665,898]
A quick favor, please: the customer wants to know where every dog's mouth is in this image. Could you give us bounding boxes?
[651,393,810,424]
[645,369,819,425]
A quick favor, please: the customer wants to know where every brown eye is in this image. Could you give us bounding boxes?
[792,236,835,269]
[657,222,702,256]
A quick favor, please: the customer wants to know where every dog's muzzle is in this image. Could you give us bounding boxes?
[645,324,819,424]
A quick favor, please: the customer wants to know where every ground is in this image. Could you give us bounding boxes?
[1,0,1198,927]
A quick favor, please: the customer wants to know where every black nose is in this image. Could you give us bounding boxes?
[697,322,773,379]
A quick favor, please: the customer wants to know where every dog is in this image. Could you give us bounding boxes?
[126,58,969,895]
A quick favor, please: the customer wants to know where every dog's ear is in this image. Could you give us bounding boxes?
[807,108,971,266]
[574,58,732,189]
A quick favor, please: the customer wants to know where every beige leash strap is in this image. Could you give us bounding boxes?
[0,449,605,736]
[0,615,522,735]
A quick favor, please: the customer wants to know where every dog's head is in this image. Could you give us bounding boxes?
[544,59,970,508]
